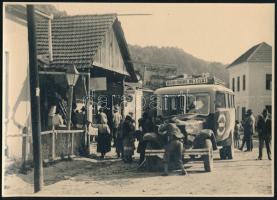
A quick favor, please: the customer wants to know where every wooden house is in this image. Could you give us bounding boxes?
[36,14,138,130]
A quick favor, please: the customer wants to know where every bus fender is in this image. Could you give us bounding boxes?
[196,129,218,150]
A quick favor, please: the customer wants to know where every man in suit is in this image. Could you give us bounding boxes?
[256,108,271,160]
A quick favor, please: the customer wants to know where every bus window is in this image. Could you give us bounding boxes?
[225,93,230,108]
[229,94,233,107]
[187,95,196,113]
[215,92,226,108]
[179,95,186,113]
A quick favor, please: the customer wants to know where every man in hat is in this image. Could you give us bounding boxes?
[240,109,255,151]
[112,106,122,148]
[159,117,188,176]
[256,108,271,160]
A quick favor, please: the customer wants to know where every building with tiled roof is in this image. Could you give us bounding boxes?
[36,14,137,82]
[227,42,272,121]
[227,42,272,68]
[36,13,142,132]
[4,4,142,160]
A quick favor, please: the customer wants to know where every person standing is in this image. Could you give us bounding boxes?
[99,107,108,124]
[94,109,111,159]
[159,117,187,176]
[137,111,155,166]
[234,120,241,148]
[122,115,136,163]
[115,118,124,158]
[240,109,255,152]
[256,109,271,160]
[112,106,122,147]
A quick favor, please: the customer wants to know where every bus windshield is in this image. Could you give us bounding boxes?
[161,94,210,116]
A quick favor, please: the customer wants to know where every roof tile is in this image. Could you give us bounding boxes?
[36,14,117,65]
[227,42,272,68]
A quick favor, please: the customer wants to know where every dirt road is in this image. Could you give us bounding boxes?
[3,140,273,196]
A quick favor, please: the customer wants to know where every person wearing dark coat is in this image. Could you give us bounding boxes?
[159,117,187,176]
[256,109,271,160]
[122,115,136,163]
[94,114,111,159]
[137,111,155,166]
[239,109,255,151]
[115,118,124,158]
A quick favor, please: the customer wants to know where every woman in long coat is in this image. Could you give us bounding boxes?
[94,114,111,159]
[122,115,136,163]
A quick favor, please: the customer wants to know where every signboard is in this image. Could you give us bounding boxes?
[165,76,225,87]
[166,77,208,86]
[90,77,107,91]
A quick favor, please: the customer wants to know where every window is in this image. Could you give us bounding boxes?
[266,74,272,90]
[237,76,240,92]
[228,94,233,108]
[215,92,226,108]
[232,78,235,92]
[243,75,246,90]
[226,93,230,108]
[242,107,246,120]
[161,94,209,116]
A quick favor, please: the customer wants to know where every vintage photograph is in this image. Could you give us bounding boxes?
[2,2,274,197]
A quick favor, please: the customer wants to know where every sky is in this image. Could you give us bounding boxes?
[55,3,274,64]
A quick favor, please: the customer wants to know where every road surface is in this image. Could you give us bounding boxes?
[3,140,273,196]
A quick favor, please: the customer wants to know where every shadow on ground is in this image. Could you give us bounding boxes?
[6,153,213,187]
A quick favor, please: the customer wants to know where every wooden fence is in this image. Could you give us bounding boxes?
[19,128,87,171]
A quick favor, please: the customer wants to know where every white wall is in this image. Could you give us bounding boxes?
[248,62,272,116]
[228,61,272,121]
[4,17,31,159]
[228,62,250,121]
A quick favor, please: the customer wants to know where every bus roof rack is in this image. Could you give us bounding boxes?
[165,74,226,87]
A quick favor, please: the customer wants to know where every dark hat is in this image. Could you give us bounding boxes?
[125,115,132,121]
[247,109,253,115]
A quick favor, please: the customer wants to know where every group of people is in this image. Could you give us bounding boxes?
[233,108,271,160]
[137,112,188,176]
[93,107,136,162]
[94,107,188,176]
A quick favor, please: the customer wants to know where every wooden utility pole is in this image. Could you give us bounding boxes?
[26,5,43,192]
[66,85,74,156]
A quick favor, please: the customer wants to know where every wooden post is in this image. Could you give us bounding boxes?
[66,85,74,157]
[86,70,91,154]
[51,130,56,160]
[71,132,74,156]
[27,5,43,192]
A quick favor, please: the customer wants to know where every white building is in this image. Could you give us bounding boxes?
[227,42,272,121]
[3,5,49,159]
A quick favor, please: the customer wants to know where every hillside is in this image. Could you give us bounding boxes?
[128,45,229,88]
